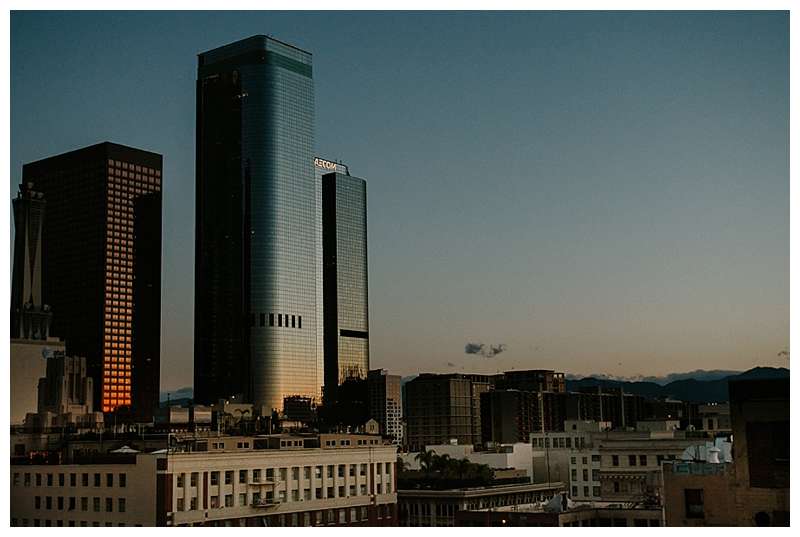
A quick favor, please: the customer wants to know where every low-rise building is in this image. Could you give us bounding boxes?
[696,403,731,433]
[402,442,533,481]
[530,420,610,487]
[21,351,103,433]
[398,481,564,526]
[455,500,663,527]
[532,420,710,504]
[11,433,398,527]
[11,338,65,425]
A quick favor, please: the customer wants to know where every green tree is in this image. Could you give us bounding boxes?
[414,449,436,474]
[431,453,451,475]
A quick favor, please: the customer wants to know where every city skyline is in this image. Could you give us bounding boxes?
[10,11,789,391]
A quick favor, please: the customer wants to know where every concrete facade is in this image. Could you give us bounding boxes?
[10,454,159,527]
[11,434,399,527]
[10,338,64,425]
[402,442,533,480]
[398,481,564,526]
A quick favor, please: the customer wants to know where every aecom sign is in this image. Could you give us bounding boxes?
[314,157,338,171]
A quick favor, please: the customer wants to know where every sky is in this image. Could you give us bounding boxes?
[10,11,789,391]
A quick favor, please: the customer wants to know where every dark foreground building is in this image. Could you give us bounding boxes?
[194,35,320,411]
[663,378,789,526]
[21,142,162,418]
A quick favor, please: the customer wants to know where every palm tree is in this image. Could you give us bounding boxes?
[397,455,409,473]
[414,449,436,474]
[455,458,472,481]
[475,463,493,484]
[432,453,451,475]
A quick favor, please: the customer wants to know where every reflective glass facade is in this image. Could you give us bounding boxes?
[322,169,369,400]
[195,36,321,411]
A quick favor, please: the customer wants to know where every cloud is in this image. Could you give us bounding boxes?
[465,342,508,358]
[465,342,484,354]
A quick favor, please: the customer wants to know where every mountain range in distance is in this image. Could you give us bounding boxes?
[565,366,789,403]
[161,367,788,405]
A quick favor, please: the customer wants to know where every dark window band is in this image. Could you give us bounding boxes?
[340,329,368,339]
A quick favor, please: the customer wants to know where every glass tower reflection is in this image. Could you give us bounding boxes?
[195,35,321,411]
[321,161,370,401]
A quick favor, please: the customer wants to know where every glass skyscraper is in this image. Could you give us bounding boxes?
[194,35,321,411]
[320,159,370,401]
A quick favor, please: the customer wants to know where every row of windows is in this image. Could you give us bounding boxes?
[531,436,587,449]
[177,463,391,488]
[32,495,126,513]
[177,505,393,527]
[12,519,140,527]
[571,485,601,498]
[107,159,161,177]
[175,482,392,512]
[252,313,302,329]
[14,472,126,488]
[570,455,602,465]
[571,468,600,482]
[609,454,676,467]
[562,517,660,527]
[323,438,380,447]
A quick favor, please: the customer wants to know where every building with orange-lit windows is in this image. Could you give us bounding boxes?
[21,142,162,419]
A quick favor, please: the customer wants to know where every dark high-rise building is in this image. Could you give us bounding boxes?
[320,157,369,400]
[21,142,162,417]
[575,386,644,429]
[11,181,52,340]
[495,369,566,393]
[404,373,492,451]
[480,389,536,444]
[131,192,162,420]
[194,36,320,411]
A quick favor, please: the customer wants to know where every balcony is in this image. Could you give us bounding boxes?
[248,479,277,487]
[252,498,281,508]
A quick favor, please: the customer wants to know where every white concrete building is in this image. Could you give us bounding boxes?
[402,442,533,481]
[11,433,398,527]
[11,453,158,527]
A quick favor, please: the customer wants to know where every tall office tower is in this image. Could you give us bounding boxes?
[313,158,342,395]
[10,182,52,340]
[195,36,319,411]
[21,142,162,417]
[320,157,369,401]
[367,369,403,445]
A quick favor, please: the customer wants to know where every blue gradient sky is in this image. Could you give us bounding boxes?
[10,11,789,390]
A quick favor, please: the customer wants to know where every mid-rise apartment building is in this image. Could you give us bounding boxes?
[404,374,491,451]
